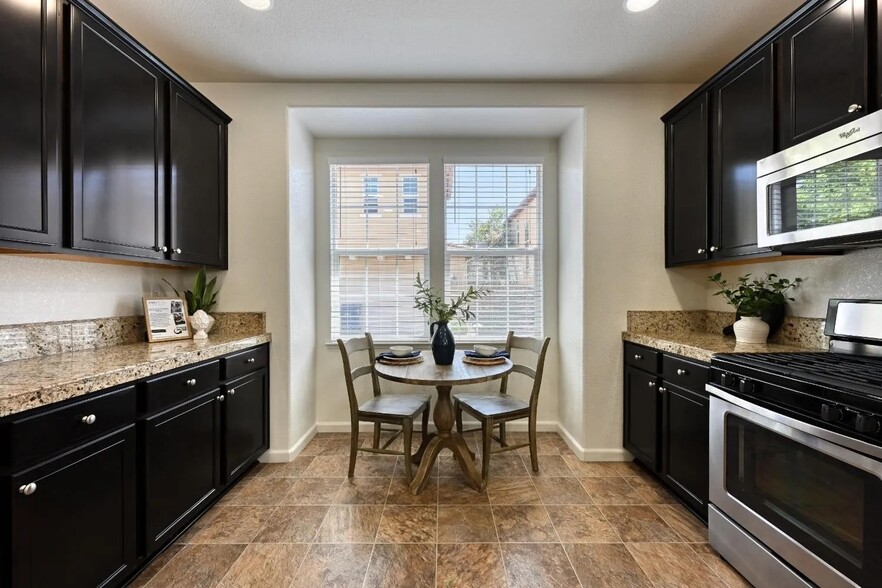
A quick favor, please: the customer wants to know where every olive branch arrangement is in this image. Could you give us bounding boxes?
[413,273,489,324]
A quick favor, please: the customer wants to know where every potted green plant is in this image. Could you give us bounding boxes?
[163,268,220,340]
[708,273,804,344]
[413,273,489,365]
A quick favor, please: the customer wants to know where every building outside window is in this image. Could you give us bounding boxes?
[363,176,379,214]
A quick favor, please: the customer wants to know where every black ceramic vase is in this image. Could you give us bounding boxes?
[430,321,456,365]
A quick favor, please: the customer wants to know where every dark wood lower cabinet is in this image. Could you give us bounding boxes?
[623,342,710,520]
[661,382,710,515]
[0,343,270,588]
[9,427,136,588]
[223,369,269,482]
[143,389,221,552]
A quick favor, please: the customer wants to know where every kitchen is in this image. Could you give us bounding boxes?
[2,0,882,586]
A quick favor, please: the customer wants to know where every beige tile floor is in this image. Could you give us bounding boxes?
[130,432,752,588]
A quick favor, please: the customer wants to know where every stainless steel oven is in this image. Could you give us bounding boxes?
[757,109,882,249]
[709,388,882,588]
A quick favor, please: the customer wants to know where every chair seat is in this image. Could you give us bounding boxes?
[359,392,430,418]
[454,392,529,418]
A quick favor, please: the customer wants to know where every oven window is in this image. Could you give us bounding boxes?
[768,149,882,235]
[725,415,880,584]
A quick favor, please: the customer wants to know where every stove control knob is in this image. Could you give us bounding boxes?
[738,379,755,395]
[855,414,882,435]
[820,404,844,423]
[720,373,733,388]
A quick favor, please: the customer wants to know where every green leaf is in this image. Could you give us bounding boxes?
[185,291,197,315]
[194,268,206,298]
[161,278,181,298]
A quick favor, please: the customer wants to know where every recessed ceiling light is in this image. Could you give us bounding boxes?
[624,0,660,12]
[239,0,272,10]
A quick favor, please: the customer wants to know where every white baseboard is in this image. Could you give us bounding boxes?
[315,420,559,433]
[261,424,317,463]
[556,423,632,462]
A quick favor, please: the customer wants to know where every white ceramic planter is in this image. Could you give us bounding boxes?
[733,316,769,345]
[189,310,215,340]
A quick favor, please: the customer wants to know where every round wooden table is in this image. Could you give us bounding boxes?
[374,350,512,495]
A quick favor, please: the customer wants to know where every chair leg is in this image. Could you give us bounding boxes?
[455,401,463,434]
[403,419,413,481]
[499,422,507,447]
[528,415,539,472]
[372,422,381,449]
[422,401,430,440]
[348,421,359,478]
[481,418,493,484]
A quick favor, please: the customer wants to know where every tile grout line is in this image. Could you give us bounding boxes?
[541,492,585,588]
[361,464,391,588]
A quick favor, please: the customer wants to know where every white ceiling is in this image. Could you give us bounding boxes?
[293,108,583,138]
[90,0,803,83]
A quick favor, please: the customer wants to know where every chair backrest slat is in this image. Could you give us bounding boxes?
[337,334,381,425]
[499,331,551,410]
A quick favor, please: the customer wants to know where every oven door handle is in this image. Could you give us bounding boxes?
[708,384,882,466]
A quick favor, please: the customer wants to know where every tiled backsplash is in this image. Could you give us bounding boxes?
[626,310,828,350]
[0,312,266,363]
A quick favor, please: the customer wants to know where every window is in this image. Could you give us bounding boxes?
[402,176,419,214]
[445,163,543,340]
[330,164,429,340]
[363,176,379,214]
[329,161,543,341]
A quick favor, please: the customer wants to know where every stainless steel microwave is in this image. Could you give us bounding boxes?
[757,110,882,249]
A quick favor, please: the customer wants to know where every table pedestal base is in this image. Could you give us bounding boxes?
[408,385,483,495]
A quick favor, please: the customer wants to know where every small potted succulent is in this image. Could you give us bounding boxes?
[709,273,804,344]
[413,273,489,365]
[163,268,220,340]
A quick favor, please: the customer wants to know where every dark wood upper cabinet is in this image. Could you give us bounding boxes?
[68,5,167,260]
[0,0,60,246]
[169,84,229,268]
[711,46,775,259]
[664,94,709,267]
[779,0,868,147]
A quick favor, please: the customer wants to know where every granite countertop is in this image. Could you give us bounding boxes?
[0,331,272,418]
[622,330,816,363]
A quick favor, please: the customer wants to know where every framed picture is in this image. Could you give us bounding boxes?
[143,297,192,342]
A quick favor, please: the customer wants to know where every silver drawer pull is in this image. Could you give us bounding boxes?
[217,395,225,402]
[658,387,667,394]
[19,483,37,496]
[246,358,256,364]
[848,103,863,113]
[677,368,688,376]
[81,414,97,425]
[185,378,197,386]
[647,380,655,388]
[228,389,236,396]
[633,354,643,360]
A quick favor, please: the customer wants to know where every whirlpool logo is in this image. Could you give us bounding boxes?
[840,126,861,139]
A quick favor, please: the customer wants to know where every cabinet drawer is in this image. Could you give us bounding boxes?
[3,385,136,467]
[624,343,660,373]
[143,360,220,413]
[222,345,268,380]
[662,355,709,392]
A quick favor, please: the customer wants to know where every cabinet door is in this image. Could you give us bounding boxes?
[223,369,268,482]
[10,427,136,588]
[0,0,60,246]
[779,0,867,147]
[169,83,228,268]
[623,366,660,470]
[143,389,220,553]
[661,383,709,519]
[665,94,709,266]
[711,46,775,259]
[68,5,166,259]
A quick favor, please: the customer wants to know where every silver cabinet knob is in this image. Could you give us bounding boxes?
[633,354,643,361]
[709,246,718,252]
[81,414,97,425]
[658,386,667,394]
[174,248,182,254]
[228,389,236,396]
[156,246,168,253]
[19,483,37,496]
[677,368,688,376]
[185,378,197,386]
[848,104,863,113]
[246,358,256,364]
[697,248,706,254]
[647,380,656,388]
[217,395,225,402]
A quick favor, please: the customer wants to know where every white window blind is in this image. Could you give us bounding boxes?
[445,163,543,340]
[330,163,429,340]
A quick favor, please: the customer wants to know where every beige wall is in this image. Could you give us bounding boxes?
[194,82,706,460]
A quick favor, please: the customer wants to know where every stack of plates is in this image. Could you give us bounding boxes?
[376,351,424,366]
[462,355,507,366]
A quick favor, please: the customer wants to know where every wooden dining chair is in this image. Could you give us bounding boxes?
[337,333,431,480]
[453,332,551,483]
